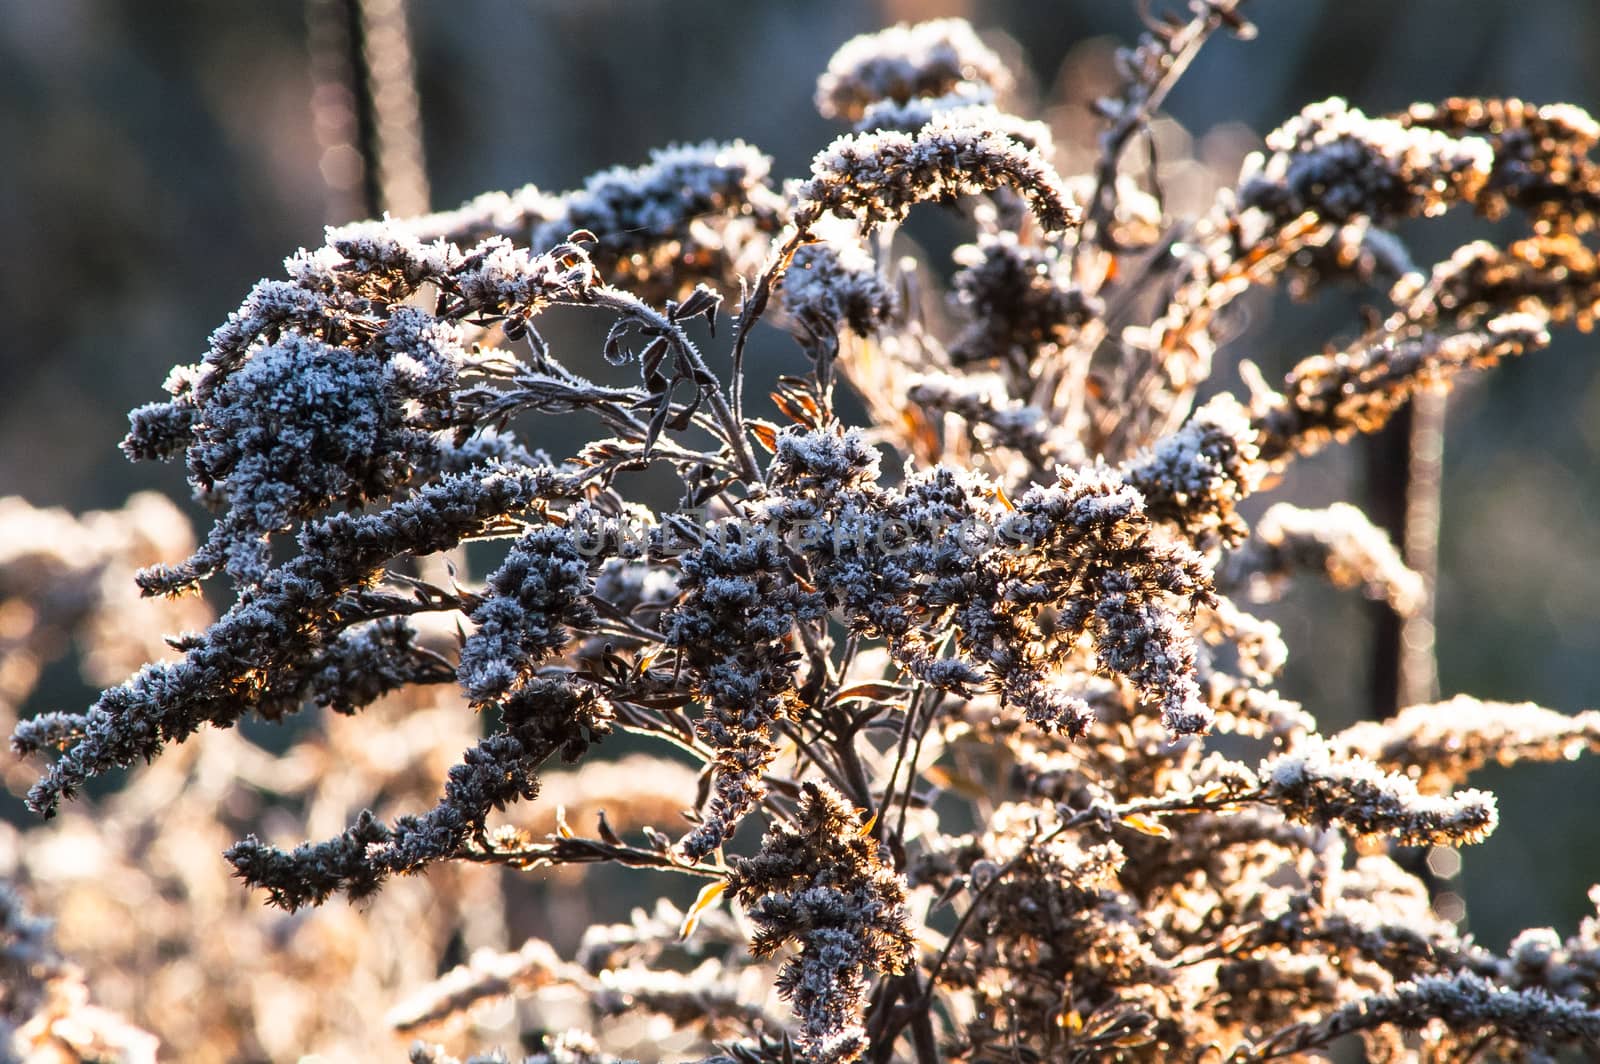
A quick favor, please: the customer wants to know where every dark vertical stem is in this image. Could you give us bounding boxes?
[908,998,942,1064]
[306,0,429,222]
[1366,391,1447,904]
[341,0,384,219]
[1364,392,1445,718]
[306,0,366,222]
[356,0,431,216]
[1363,406,1409,719]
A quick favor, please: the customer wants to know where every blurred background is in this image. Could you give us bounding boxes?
[0,0,1597,1054]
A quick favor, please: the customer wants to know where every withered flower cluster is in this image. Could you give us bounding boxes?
[8,4,1600,1062]
[0,884,158,1062]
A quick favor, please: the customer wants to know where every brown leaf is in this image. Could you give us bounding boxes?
[678,879,728,940]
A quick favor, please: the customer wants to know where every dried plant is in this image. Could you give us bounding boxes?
[8,5,1600,1062]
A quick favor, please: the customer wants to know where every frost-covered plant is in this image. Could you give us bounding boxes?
[11,4,1600,1062]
